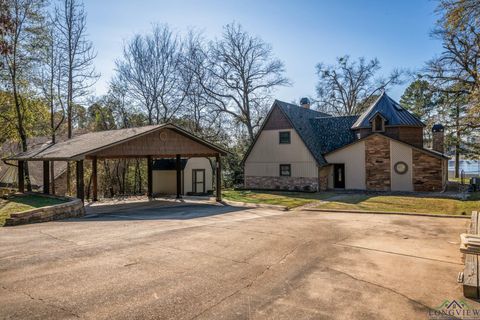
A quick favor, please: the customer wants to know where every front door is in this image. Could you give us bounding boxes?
[333,164,345,189]
[192,169,205,194]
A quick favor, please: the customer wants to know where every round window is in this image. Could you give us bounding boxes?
[394,161,408,174]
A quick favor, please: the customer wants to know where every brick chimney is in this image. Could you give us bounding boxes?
[432,124,444,153]
[300,97,310,109]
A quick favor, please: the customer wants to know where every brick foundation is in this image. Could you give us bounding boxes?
[412,150,444,191]
[245,176,319,192]
[365,135,391,191]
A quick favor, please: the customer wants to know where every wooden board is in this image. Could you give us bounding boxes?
[463,211,479,299]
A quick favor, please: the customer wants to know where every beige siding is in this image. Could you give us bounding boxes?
[153,157,212,195]
[183,157,213,193]
[324,141,366,190]
[390,140,413,191]
[244,129,318,178]
[153,171,178,194]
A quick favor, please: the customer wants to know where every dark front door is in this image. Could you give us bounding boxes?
[333,164,345,189]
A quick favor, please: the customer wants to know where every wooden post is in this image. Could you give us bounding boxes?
[147,156,153,198]
[43,160,50,194]
[216,154,222,202]
[18,160,25,193]
[176,154,181,199]
[76,160,84,202]
[92,157,98,201]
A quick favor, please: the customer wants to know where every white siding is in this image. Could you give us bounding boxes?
[152,157,213,195]
[324,141,366,190]
[184,157,213,194]
[244,129,318,178]
[390,140,413,191]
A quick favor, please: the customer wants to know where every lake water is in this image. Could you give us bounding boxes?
[448,160,480,175]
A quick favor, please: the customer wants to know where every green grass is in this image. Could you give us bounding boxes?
[0,194,67,226]
[222,190,334,209]
[315,193,480,216]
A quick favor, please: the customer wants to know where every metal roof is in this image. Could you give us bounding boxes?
[351,92,425,129]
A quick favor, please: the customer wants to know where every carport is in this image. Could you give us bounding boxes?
[5,124,228,202]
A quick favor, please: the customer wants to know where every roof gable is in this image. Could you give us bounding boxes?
[352,92,425,129]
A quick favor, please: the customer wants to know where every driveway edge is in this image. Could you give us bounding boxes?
[303,207,471,219]
[220,199,288,211]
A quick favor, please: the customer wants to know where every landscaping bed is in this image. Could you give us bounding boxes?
[223,190,480,215]
[314,193,480,216]
[0,194,75,226]
[222,190,334,209]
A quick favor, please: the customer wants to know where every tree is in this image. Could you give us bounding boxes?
[426,0,480,128]
[114,24,186,125]
[55,0,98,194]
[1,0,47,191]
[199,23,290,143]
[400,79,439,144]
[55,0,98,139]
[315,55,403,116]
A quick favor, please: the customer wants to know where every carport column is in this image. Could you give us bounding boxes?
[43,160,50,194]
[18,160,25,193]
[216,154,222,202]
[92,157,98,201]
[147,156,153,198]
[176,154,181,199]
[76,160,84,202]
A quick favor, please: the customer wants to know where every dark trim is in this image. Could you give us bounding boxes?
[394,161,409,175]
[176,154,181,199]
[147,156,153,198]
[76,160,84,202]
[279,131,291,144]
[279,164,291,177]
[43,161,50,194]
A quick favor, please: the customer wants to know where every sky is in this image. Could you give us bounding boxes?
[83,0,443,103]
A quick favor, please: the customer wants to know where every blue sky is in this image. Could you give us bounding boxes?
[83,0,442,102]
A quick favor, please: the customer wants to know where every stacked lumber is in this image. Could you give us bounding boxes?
[460,233,480,254]
[462,211,479,299]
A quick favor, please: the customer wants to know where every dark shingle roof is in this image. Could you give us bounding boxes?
[351,92,425,129]
[274,100,358,166]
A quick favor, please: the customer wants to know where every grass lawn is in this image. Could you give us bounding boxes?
[0,194,67,226]
[222,190,334,209]
[315,193,480,216]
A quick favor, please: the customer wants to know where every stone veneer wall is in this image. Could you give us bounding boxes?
[412,150,443,191]
[245,176,318,192]
[5,195,84,226]
[365,135,391,191]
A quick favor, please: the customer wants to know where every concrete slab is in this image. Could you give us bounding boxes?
[0,203,475,319]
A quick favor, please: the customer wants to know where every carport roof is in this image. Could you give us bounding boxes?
[5,123,229,161]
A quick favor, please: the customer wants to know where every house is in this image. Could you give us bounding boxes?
[152,157,214,196]
[242,92,449,192]
[0,138,67,194]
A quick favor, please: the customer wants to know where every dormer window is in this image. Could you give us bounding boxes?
[372,114,385,132]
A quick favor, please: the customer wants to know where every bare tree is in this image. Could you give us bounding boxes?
[1,0,46,191]
[198,23,290,143]
[114,24,187,125]
[315,55,404,116]
[55,0,98,194]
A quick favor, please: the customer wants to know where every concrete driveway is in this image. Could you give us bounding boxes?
[0,203,475,319]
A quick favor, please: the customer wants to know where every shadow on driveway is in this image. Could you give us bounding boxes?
[75,202,249,222]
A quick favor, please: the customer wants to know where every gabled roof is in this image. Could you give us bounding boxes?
[242,100,359,166]
[5,123,229,161]
[351,92,425,129]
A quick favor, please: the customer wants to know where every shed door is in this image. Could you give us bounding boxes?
[192,169,205,193]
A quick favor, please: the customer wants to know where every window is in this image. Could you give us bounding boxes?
[279,131,291,144]
[394,162,408,174]
[372,115,385,132]
[279,164,291,176]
